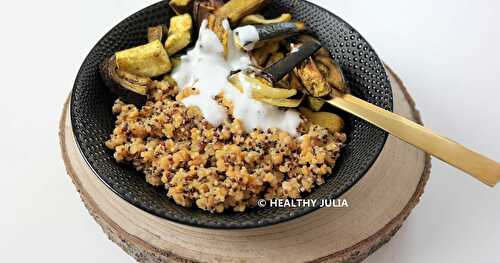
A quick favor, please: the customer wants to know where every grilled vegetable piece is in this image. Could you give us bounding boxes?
[207,14,229,57]
[294,57,332,97]
[299,107,344,133]
[290,71,304,91]
[193,0,225,28]
[115,40,172,77]
[165,14,193,55]
[100,56,151,106]
[169,14,192,35]
[169,0,193,15]
[305,96,325,111]
[234,22,305,51]
[228,72,297,99]
[215,0,268,24]
[166,32,192,55]
[257,95,304,108]
[250,41,280,67]
[260,39,322,84]
[266,52,285,67]
[147,25,168,43]
[240,13,292,25]
[265,52,289,89]
[314,55,347,92]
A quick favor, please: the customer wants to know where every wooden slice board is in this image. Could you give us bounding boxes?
[59,66,431,263]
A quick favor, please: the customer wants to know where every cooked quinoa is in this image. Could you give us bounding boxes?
[105,81,346,213]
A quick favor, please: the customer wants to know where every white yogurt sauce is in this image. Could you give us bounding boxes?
[233,25,260,51]
[171,19,301,136]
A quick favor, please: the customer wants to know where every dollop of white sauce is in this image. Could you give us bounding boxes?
[233,25,260,51]
[171,19,301,136]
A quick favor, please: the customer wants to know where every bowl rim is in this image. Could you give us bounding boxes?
[70,0,392,229]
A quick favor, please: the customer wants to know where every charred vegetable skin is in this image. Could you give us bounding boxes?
[193,0,225,28]
[147,25,168,43]
[314,55,347,92]
[169,0,193,15]
[260,39,322,84]
[294,57,332,97]
[257,22,304,40]
[100,56,150,106]
[234,22,305,51]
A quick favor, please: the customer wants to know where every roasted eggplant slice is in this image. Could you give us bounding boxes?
[193,0,225,28]
[314,55,347,92]
[147,25,168,43]
[250,41,280,67]
[305,96,325,111]
[257,95,304,108]
[289,71,304,91]
[260,39,322,84]
[299,107,344,133]
[165,14,193,55]
[115,40,172,78]
[265,52,285,67]
[169,0,193,15]
[215,0,268,24]
[100,56,151,106]
[228,72,297,99]
[234,22,305,51]
[294,57,332,97]
[240,13,292,25]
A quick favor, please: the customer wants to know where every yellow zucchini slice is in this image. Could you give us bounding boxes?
[228,72,297,99]
[257,95,304,108]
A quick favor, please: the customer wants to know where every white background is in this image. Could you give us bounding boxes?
[0,0,499,262]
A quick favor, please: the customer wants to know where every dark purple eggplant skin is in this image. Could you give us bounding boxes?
[169,0,194,15]
[99,56,148,107]
[255,22,305,42]
[260,39,322,84]
[193,0,225,29]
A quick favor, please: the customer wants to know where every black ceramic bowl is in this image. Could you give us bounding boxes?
[71,0,393,229]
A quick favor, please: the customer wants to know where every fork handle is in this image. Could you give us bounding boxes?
[326,94,500,187]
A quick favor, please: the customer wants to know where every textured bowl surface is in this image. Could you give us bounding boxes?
[71,0,393,229]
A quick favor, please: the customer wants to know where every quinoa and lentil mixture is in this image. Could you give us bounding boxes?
[105,81,346,213]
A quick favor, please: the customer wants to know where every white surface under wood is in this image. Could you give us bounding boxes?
[0,0,499,262]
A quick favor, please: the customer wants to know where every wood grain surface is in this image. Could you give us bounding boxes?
[59,66,431,263]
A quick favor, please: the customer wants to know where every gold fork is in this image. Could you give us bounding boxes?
[257,39,500,187]
[325,89,500,187]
